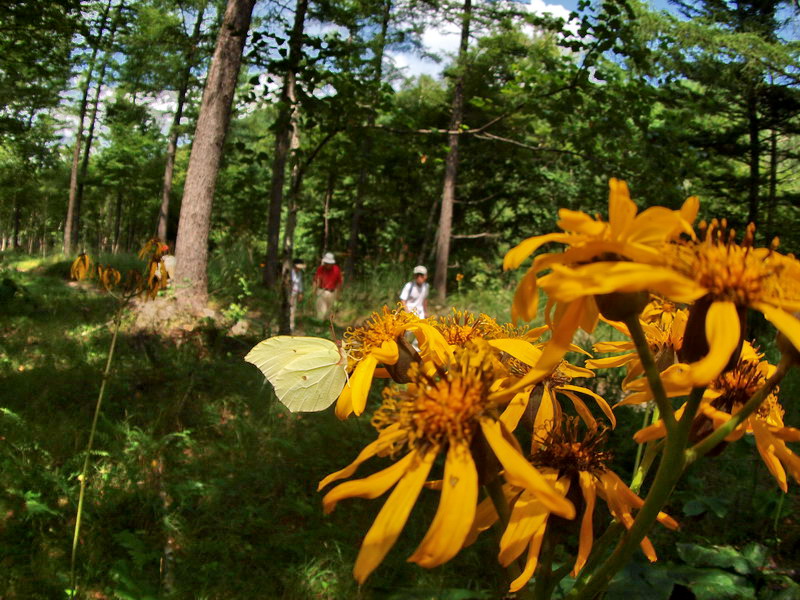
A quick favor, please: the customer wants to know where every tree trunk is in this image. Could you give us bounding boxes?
[322,170,335,253]
[75,13,121,251]
[434,0,471,302]
[746,85,760,228]
[173,0,255,310]
[64,0,113,255]
[113,187,123,253]
[263,0,308,288]
[156,4,207,242]
[344,0,392,281]
[13,196,21,250]
[765,128,778,241]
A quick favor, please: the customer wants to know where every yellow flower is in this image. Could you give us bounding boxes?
[666,221,800,386]
[586,300,687,386]
[503,179,700,386]
[70,253,93,281]
[337,306,451,418]
[469,419,678,592]
[318,344,575,583]
[499,355,616,434]
[633,343,800,491]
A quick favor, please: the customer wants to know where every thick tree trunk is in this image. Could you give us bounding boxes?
[434,0,471,302]
[263,0,308,288]
[156,5,206,242]
[63,0,113,256]
[344,0,392,281]
[173,0,255,310]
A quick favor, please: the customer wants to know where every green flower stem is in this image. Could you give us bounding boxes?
[69,304,124,598]
[623,315,676,434]
[630,406,660,492]
[567,426,689,600]
[485,478,534,600]
[685,355,791,464]
[630,438,663,495]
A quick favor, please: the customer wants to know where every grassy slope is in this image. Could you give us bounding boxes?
[1,252,798,599]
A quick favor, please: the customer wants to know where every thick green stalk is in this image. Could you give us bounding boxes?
[69,304,124,598]
[623,316,676,433]
[630,406,660,492]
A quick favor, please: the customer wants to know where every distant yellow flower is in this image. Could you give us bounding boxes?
[319,344,575,583]
[70,253,93,281]
[337,306,451,418]
[633,343,800,491]
[586,300,687,386]
[469,419,678,592]
[503,179,700,385]
[666,221,800,386]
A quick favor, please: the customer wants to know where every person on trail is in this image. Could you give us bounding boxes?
[313,252,343,321]
[400,265,429,319]
[289,258,305,333]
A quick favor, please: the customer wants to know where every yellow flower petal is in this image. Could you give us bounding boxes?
[509,519,548,593]
[488,338,542,367]
[512,266,540,323]
[573,472,597,576]
[353,449,436,583]
[335,383,355,420]
[752,418,788,492]
[560,384,617,428]
[349,355,379,416]
[608,178,636,239]
[560,390,596,429]
[585,354,637,369]
[557,209,606,236]
[503,232,573,271]
[687,301,740,386]
[499,391,530,432]
[480,419,575,519]
[322,452,416,514]
[370,339,399,364]
[318,425,404,490]
[408,444,478,567]
[753,302,800,356]
[498,487,553,567]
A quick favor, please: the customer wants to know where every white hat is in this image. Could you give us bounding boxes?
[322,252,336,264]
[413,265,427,276]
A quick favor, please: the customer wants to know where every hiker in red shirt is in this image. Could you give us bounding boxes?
[313,252,343,320]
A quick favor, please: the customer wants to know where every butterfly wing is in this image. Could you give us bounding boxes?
[245,335,347,412]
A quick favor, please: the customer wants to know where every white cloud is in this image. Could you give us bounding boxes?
[388,0,578,81]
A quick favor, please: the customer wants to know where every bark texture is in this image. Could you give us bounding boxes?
[173,0,255,310]
[263,0,308,288]
[156,5,206,242]
[434,0,471,302]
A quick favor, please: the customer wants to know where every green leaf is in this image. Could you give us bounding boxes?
[669,566,755,600]
[607,561,674,600]
[676,543,753,575]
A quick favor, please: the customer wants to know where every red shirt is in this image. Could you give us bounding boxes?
[314,264,342,291]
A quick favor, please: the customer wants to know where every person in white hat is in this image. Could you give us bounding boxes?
[400,265,429,318]
[312,252,343,320]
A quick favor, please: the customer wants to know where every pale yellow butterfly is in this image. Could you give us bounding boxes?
[245,336,348,412]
